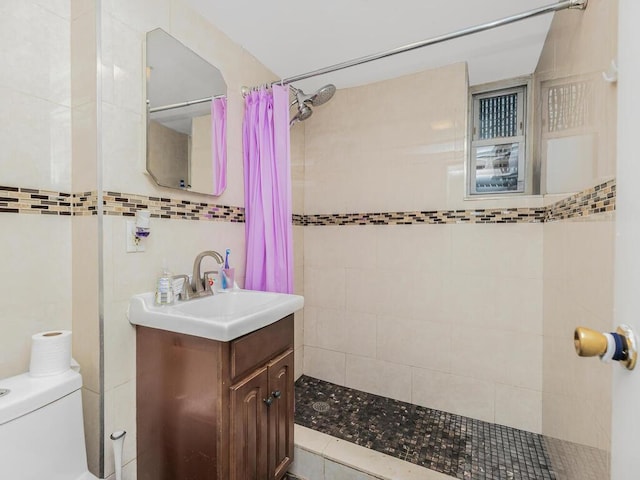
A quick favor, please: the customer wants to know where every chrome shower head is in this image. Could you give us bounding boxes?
[310,84,336,106]
[289,84,336,127]
[293,84,336,107]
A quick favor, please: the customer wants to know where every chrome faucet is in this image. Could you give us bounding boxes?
[192,250,224,295]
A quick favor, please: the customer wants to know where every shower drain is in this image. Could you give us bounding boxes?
[312,401,330,413]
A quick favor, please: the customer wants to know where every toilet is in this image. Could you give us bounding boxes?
[0,369,98,480]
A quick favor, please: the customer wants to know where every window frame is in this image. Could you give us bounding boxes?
[466,77,536,197]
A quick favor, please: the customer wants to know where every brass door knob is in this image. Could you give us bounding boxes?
[574,324,637,370]
[574,327,608,357]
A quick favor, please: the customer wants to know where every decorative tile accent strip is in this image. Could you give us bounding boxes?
[292,214,305,226]
[1,180,616,226]
[298,179,616,226]
[102,191,245,222]
[302,208,547,226]
[0,187,245,222]
[545,178,615,222]
[73,191,99,216]
[0,185,72,215]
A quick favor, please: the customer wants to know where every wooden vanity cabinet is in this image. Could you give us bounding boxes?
[136,314,294,480]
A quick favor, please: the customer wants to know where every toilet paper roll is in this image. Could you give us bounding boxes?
[29,330,73,377]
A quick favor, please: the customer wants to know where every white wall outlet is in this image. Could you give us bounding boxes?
[126,220,145,253]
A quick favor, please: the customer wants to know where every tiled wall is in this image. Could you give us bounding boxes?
[301,63,546,433]
[1,1,301,479]
[301,43,616,442]
[536,0,617,454]
[0,1,72,379]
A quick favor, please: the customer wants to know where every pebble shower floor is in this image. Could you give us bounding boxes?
[293,376,609,480]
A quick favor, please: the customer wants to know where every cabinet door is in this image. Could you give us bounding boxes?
[230,366,269,480]
[267,349,294,480]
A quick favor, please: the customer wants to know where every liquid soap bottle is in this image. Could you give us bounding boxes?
[154,261,174,305]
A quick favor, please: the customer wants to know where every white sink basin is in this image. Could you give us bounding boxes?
[128,289,304,341]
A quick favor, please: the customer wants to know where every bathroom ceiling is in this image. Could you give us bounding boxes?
[186,0,558,92]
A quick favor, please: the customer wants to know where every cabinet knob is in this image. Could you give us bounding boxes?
[272,390,281,399]
[263,397,273,407]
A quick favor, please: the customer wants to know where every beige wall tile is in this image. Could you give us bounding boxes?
[450,325,542,392]
[0,89,72,191]
[495,384,542,434]
[376,225,448,274]
[72,214,101,469]
[538,4,616,453]
[304,226,378,269]
[103,300,136,391]
[0,215,72,378]
[345,354,412,403]
[377,315,451,373]
[71,6,96,109]
[315,307,348,353]
[304,64,470,214]
[294,346,304,381]
[304,346,346,386]
[344,311,377,359]
[305,267,347,309]
[449,224,543,279]
[294,310,304,351]
[542,217,614,448]
[344,267,385,314]
[412,368,495,423]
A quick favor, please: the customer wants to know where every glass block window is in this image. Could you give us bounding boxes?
[469,85,527,195]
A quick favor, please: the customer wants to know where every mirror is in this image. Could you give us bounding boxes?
[146,28,227,195]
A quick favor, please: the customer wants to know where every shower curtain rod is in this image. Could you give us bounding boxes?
[149,94,225,114]
[271,0,588,86]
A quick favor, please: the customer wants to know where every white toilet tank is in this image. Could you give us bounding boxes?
[0,369,96,480]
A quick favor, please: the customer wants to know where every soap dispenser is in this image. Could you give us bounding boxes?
[154,262,174,306]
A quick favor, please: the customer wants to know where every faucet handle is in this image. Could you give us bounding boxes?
[171,274,194,300]
[202,270,219,294]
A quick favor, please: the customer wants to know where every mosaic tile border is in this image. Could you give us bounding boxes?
[297,178,615,226]
[0,187,244,222]
[1,179,615,225]
[102,191,244,222]
[545,178,615,222]
[0,185,72,215]
[301,208,547,226]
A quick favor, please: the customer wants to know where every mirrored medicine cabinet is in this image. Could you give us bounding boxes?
[145,28,227,195]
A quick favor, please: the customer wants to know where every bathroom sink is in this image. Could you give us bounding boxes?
[127,289,304,341]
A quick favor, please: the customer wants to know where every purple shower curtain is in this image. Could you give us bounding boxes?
[243,85,293,293]
[211,96,227,195]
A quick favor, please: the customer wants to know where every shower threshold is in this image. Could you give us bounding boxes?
[291,375,608,480]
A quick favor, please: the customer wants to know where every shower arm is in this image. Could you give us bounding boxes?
[264,0,587,88]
